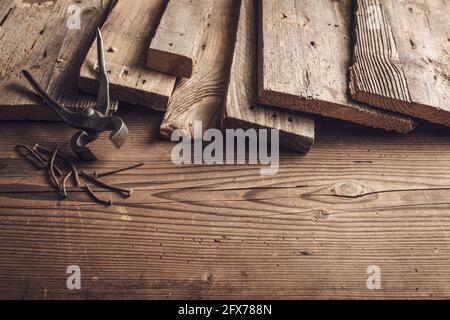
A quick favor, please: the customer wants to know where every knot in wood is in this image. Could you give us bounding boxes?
[312,209,329,221]
[333,181,365,198]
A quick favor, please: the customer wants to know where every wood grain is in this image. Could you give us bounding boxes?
[79,0,177,111]
[160,0,240,139]
[350,0,450,127]
[349,0,411,113]
[223,0,315,153]
[0,0,117,121]
[1,109,450,299]
[257,0,416,134]
[146,0,212,78]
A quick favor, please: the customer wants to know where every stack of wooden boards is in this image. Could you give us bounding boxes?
[0,0,448,154]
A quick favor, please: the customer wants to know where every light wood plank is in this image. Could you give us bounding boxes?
[257,0,416,134]
[0,0,117,121]
[223,0,315,153]
[160,0,240,139]
[80,0,177,111]
[146,0,212,78]
[1,109,450,299]
[349,0,450,126]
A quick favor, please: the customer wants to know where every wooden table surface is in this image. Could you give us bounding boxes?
[1,107,450,300]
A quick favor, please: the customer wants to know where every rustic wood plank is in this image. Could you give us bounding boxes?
[223,0,315,153]
[349,0,411,114]
[79,0,176,111]
[349,0,450,127]
[1,109,450,299]
[146,0,211,79]
[0,0,117,121]
[257,0,416,134]
[160,0,240,139]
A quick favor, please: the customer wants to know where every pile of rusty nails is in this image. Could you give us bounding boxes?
[15,144,143,206]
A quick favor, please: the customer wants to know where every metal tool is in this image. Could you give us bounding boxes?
[22,29,128,161]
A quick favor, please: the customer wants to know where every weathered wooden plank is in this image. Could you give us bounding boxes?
[80,0,176,111]
[1,109,450,299]
[257,0,416,134]
[160,0,240,139]
[349,0,450,126]
[223,0,315,153]
[146,0,211,79]
[349,0,411,114]
[0,0,116,121]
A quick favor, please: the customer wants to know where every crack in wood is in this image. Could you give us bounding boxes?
[318,187,450,199]
[0,7,13,27]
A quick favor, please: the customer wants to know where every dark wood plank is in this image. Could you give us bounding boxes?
[1,107,450,299]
